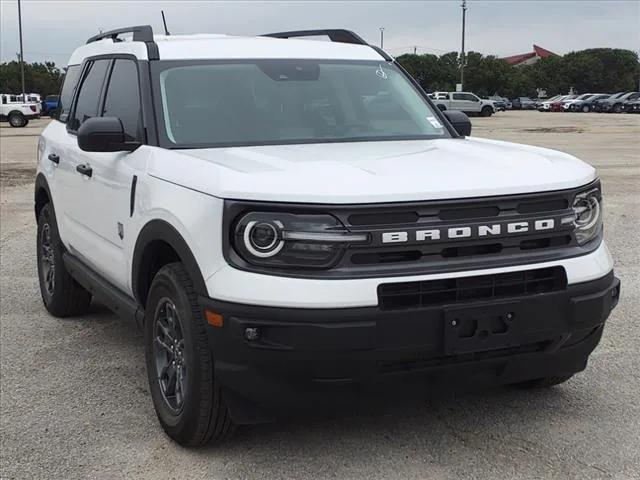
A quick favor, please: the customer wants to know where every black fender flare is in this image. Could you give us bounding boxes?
[34,173,53,219]
[8,109,26,117]
[132,220,208,304]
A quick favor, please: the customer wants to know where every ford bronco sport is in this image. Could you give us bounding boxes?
[35,26,620,446]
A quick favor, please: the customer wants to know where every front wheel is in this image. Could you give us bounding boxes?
[613,103,623,113]
[8,112,27,127]
[145,263,234,446]
[480,106,493,117]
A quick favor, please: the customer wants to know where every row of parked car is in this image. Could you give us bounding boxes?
[537,92,640,113]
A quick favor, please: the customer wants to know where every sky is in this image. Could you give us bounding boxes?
[1,0,638,66]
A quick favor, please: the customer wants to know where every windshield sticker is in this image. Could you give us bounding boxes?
[426,116,443,129]
[376,65,388,79]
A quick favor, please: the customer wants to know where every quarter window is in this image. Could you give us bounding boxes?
[57,65,81,123]
[102,59,141,140]
[69,59,110,131]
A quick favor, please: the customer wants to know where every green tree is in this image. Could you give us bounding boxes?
[0,61,64,97]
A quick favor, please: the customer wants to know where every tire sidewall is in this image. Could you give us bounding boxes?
[144,267,211,439]
[9,112,25,127]
[36,204,65,308]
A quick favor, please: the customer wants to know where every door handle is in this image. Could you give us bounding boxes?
[76,164,93,178]
[47,153,60,164]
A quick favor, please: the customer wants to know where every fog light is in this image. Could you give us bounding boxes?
[244,327,261,341]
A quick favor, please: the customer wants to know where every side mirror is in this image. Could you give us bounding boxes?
[77,117,139,152]
[443,110,472,136]
[436,104,447,112]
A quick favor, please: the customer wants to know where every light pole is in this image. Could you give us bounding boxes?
[379,27,385,49]
[17,0,26,100]
[460,0,467,91]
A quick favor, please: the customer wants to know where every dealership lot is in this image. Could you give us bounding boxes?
[1,112,639,479]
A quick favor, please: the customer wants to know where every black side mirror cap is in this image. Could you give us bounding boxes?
[442,110,472,136]
[436,104,447,112]
[77,117,140,152]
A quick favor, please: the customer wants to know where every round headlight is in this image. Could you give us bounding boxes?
[243,220,284,258]
[574,194,600,230]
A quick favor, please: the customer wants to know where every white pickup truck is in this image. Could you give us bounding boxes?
[433,91,495,117]
[1,93,40,127]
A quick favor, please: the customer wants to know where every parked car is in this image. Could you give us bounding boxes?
[570,94,610,113]
[561,94,596,111]
[36,25,620,447]
[433,91,496,116]
[41,95,60,116]
[537,95,566,112]
[488,95,507,111]
[511,97,536,110]
[591,92,625,112]
[0,93,40,127]
[623,98,640,113]
[599,92,640,113]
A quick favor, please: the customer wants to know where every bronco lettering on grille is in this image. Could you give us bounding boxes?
[381,219,556,244]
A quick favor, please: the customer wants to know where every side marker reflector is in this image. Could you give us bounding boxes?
[205,310,224,327]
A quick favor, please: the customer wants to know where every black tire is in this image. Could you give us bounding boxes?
[144,263,234,446]
[513,373,574,389]
[37,203,92,317]
[582,105,590,113]
[481,106,493,117]
[8,111,27,127]
[612,103,623,113]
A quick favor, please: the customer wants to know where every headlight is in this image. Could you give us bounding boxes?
[571,187,602,245]
[233,212,369,269]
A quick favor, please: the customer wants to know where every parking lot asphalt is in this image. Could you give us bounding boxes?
[1,111,639,479]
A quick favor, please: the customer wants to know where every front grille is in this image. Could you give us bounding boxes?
[378,266,567,310]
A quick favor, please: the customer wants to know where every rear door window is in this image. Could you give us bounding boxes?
[69,59,110,131]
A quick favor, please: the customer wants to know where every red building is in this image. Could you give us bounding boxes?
[502,45,558,66]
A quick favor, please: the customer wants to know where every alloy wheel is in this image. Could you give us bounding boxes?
[152,298,187,414]
[40,223,55,296]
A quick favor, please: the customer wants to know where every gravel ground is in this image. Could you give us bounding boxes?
[1,111,639,479]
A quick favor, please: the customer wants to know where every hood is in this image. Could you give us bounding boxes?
[147,137,596,204]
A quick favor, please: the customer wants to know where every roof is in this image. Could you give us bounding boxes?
[502,44,558,65]
[68,33,385,66]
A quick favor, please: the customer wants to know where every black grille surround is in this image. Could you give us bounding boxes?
[222,180,602,279]
[378,266,567,311]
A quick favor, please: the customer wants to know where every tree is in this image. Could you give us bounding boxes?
[0,61,64,97]
[396,48,640,98]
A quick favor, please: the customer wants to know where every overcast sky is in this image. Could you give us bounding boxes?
[1,0,638,65]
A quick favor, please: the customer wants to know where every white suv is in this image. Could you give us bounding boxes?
[36,26,620,446]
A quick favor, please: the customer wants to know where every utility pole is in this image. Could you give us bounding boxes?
[413,46,417,55]
[17,0,26,100]
[379,27,385,49]
[460,0,467,91]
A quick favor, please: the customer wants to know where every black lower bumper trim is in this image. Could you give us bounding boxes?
[199,271,619,424]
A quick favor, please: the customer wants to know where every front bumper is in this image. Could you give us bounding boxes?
[200,271,620,423]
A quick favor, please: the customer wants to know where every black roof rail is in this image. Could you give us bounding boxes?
[262,29,393,61]
[86,25,159,60]
[87,25,154,44]
[263,29,368,46]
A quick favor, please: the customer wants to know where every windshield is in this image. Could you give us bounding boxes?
[154,60,451,148]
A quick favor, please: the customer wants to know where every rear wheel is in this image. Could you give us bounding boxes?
[8,112,27,127]
[613,103,623,113]
[145,263,234,446]
[37,203,92,317]
[582,105,590,113]
[514,374,574,389]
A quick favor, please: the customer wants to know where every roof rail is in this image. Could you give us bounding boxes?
[263,29,368,46]
[86,25,159,60]
[86,25,154,44]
